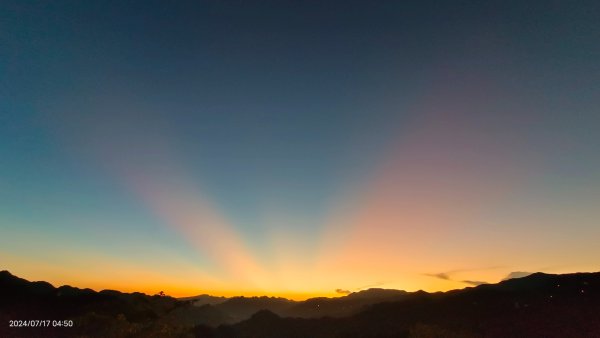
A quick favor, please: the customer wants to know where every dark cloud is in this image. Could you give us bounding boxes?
[461,280,488,286]
[335,288,351,295]
[425,272,490,286]
[424,273,450,280]
[503,271,532,280]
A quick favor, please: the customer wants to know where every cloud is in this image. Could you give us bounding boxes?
[503,271,532,280]
[424,271,489,286]
[461,280,488,286]
[424,273,450,280]
[335,288,351,295]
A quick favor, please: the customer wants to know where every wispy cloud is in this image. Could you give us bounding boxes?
[461,280,488,286]
[424,273,450,280]
[335,288,351,295]
[424,267,501,286]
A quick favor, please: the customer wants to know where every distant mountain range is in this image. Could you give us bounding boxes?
[1,270,599,337]
[184,288,410,322]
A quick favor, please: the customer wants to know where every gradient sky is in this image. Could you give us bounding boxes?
[1,0,599,299]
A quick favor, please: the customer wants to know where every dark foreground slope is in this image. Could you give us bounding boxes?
[211,272,600,338]
[1,271,599,338]
[0,271,229,337]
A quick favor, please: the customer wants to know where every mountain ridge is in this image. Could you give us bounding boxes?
[2,270,599,337]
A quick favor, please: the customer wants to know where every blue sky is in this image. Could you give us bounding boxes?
[1,0,599,297]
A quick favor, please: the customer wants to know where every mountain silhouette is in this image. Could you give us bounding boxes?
[282,288,409,318]
[181,288,410,322]
[0,270,228,337]
[1,270,599,337]
[214,296,295,322]
[212,272,600,338]
[182,294,229,306]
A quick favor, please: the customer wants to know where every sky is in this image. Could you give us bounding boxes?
[1,0,599,299]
